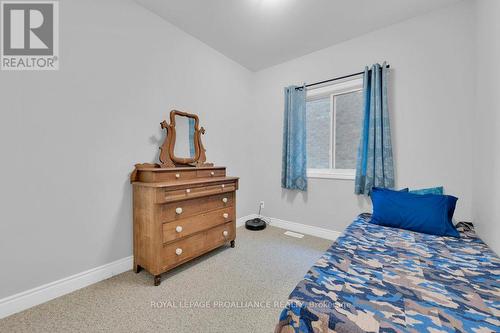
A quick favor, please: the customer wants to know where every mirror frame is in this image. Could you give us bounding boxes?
[159,110,212,167]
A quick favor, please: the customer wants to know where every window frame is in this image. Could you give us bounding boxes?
[306,76,363,180]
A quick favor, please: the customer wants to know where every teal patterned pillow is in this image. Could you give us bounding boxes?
[410,186,444,195]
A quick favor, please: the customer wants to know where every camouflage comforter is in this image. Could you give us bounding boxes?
[276,214,500,333]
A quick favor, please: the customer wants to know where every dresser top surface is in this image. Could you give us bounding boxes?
[132,176,239,188]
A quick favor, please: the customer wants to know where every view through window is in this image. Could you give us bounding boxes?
[306,78,364,178]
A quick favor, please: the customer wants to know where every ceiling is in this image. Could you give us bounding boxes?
[137,0,461,71]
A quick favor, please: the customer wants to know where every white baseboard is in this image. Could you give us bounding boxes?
[0,256,133,319]
[237,214,341,241]
[1,216,340,320]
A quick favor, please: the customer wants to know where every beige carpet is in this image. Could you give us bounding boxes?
[0,226,332,333]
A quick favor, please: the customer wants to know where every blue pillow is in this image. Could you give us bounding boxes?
[410,186,444,195]
[370,187,459,238]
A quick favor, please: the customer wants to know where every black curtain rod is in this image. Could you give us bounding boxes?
[296,64,390,90]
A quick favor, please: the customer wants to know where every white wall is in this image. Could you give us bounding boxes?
[0,0,254,298]
[472,0,500,255]
[251,1,476,233]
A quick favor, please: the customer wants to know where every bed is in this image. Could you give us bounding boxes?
[275,214,500,333]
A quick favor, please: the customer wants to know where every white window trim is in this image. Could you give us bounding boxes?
[306,77,362,100]
[306,76,362,181]
[307,168,355,180]
[331,93,336,168]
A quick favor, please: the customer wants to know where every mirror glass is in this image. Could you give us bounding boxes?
[173,115,196,159]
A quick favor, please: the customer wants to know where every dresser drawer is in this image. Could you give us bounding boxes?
[162,207,233,243]
[137,169,197,182]
[157,182,236,203]
[162,222,235,269]
[159,193,234,222]
[159,170,197,182]
[196,169,225,178]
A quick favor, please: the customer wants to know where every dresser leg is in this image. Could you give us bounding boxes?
[154,275,162,286]
[230,240,235,248]
[134,264,142,274]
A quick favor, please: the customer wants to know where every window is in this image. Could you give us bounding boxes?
[306,77,363,180]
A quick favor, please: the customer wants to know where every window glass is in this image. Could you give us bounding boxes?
[306,97,331,169]
[305,79,363,174]
[334,91,363,169]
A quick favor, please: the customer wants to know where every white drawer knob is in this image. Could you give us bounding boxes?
[175,226,183,233]
[221,184,225,188]
[223,230,228,237]
[223,213,229,219]
[175,207,183,214]
[185,188,191,193]
[175,173,180,179]
[222,197,228,204]
[175,248,183,256]
[210,171,215,176]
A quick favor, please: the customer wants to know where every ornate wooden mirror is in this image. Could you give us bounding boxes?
[159,110,213,168]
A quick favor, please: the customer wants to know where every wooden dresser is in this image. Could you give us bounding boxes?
[132,166,238,285]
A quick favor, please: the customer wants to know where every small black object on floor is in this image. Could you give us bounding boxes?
[245,218,267,231]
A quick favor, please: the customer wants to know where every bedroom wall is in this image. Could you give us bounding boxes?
[472,0,500,255]
[251,1,475,233]
[0,0,254,299]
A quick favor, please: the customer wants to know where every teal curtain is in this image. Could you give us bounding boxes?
[188,118,195,158]
[355,62,394,195]
[281,85,307,191]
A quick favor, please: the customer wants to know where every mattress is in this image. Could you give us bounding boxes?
[276,214,500,333]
